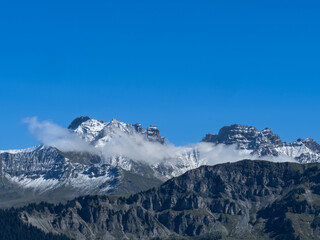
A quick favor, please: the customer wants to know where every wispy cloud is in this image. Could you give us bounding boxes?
[24,117,295,167]
[24,117,96,153]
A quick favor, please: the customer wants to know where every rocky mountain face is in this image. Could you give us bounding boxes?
[0,117,204,207]
[202,124,320,163]
[0,145,162,208]
[0,117,169,207]
[19,160,320,240]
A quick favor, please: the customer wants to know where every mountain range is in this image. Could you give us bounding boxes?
[9,160,320,239]
[1,117,320,207]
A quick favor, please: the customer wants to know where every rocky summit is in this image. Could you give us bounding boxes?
[202,124,320,163]
[18,160,320,240]
[69,116,165,144]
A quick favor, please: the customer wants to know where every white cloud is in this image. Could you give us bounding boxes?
[24,117,295,167]
[24,117,96,153]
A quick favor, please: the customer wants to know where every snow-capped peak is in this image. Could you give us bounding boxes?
[72,117,106,142]
[69,116,165,145]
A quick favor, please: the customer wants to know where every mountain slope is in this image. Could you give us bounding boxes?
[0,208,70,240]
[19,160,320,240]
[0,145,162,208]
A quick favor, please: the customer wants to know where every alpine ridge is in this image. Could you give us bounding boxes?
[1,118,320,207]
[69,116,165,144]
[19,160,320,240]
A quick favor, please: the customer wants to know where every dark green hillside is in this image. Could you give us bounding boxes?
[0,208,70,240]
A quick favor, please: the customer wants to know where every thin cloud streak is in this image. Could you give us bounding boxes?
[24,117,295,166]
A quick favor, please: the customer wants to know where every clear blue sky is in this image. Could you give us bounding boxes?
[0,0,320,149]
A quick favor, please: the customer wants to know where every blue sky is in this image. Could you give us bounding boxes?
[0,0,320,149]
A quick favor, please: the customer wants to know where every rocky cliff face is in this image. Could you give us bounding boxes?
[203,124,320,163]
[17,160,320,239]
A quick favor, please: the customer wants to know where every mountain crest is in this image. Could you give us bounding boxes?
[202,124,320,162]
[202,124,283,150]
[68,116,91,130]
[68,116,166,144]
